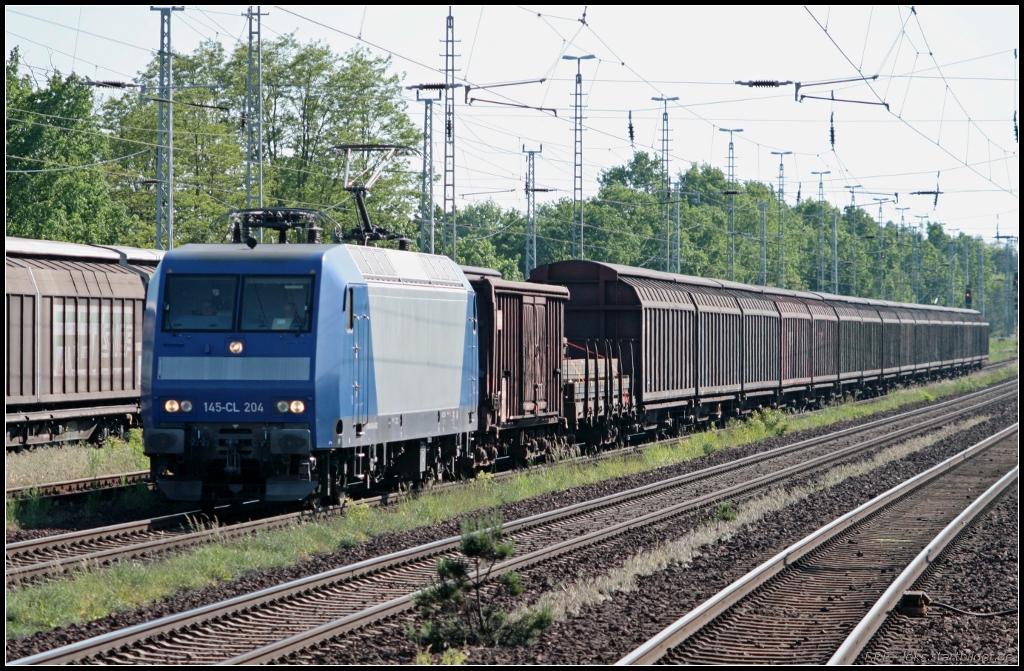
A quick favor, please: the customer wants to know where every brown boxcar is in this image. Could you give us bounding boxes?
[719,281,780,397]
[761,288,814,390]
[532,261,785,424]
[849,298,884,379]
[464,269,568,432]
[805,296,840,388]
[936,309,956,368]
[5,237,162,448]
[892,305,919,375]
[870,300,902,378]
[968,309,989,363]
[688,284,743,399]
[459,267,577,465]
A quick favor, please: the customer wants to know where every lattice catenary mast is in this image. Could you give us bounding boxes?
[654,97,679,272]
[523,145,551,275]
[771,151,792,287]
[442,9,459,260]
[812,170,830,291]
[151,6,183,250]
[244,7,266,215]
[721,128,742,281]
[407,84,444,253]
[564,54,594,259]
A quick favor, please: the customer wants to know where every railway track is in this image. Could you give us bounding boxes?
[5,470,150,501]
[6,378,1016,587]
[617,424,1018,665]
[844,479,1018,665]
[10,380,1015,665]
[829,460,1018,665]
[8,360,1012,504]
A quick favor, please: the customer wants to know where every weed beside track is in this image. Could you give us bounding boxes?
[5,365,1016,644]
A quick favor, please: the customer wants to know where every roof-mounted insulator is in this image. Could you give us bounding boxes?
[406,82,449,91]
[735,80,793,88]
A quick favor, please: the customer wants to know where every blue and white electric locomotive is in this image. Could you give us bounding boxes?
[142,240,479,503]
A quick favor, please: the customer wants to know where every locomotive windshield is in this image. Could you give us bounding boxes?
[239,275,314,332]
[162,275,239,331]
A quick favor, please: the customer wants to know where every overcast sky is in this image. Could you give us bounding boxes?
[6,5,1019,243]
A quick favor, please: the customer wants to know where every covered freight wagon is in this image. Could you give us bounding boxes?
[463,266,571,466]
[5,236,163,448]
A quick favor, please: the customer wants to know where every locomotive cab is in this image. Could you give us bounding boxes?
[142,244,323,502]
[142,243,480,504]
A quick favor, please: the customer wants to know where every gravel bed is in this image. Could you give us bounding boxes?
[283,400,1016,665]
[5,495,194,544]
[857,486,1018,665]
[7,528,73,544]
[4,385,1012,659]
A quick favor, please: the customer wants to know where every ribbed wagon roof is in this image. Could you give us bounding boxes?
[6,236,164,265]
[534,259,985,318]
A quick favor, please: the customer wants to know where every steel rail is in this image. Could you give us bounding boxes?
[5,470,150,500]
[616,423,1019,665]
[220,402,1020,665]
[827,463,1019,665]
[9,380,1016,587]
[11,399,1014,665]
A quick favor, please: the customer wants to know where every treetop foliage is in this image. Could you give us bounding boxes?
[5,43,1016,333]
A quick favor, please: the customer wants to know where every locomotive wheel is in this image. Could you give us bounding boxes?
[324,467,345,507]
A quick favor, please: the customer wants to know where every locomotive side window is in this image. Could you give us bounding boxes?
[240,275,314,332]
[162,275,238,331]
[347,287,354,332]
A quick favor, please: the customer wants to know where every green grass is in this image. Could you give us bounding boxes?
[6,430,155,531]
[5,491,54,530]
[6,480,164,532]
[5,364,1017,640]
[5,429,149,490]
[785,363,1017,436]
[989,336,1018,364]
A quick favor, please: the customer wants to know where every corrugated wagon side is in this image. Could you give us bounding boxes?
[805,298,840,391]
[761,289,813,392]
[465,268,570,465]
[720,284,780,399]
[6,237,160,448]
[871,300,902,380]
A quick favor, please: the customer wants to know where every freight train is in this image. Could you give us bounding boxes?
[5,237,164,449]
[140,231,989,505]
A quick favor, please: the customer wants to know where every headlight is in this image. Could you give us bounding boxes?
[289,400,306,414]
[179,400,193,413]
[164,399,180,413]
[228,341,244,354]
[275,400,290,414]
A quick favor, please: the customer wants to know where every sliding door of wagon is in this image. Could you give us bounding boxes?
[521,296,549,414]
[619,276,696,404]
[688,286,741,398]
